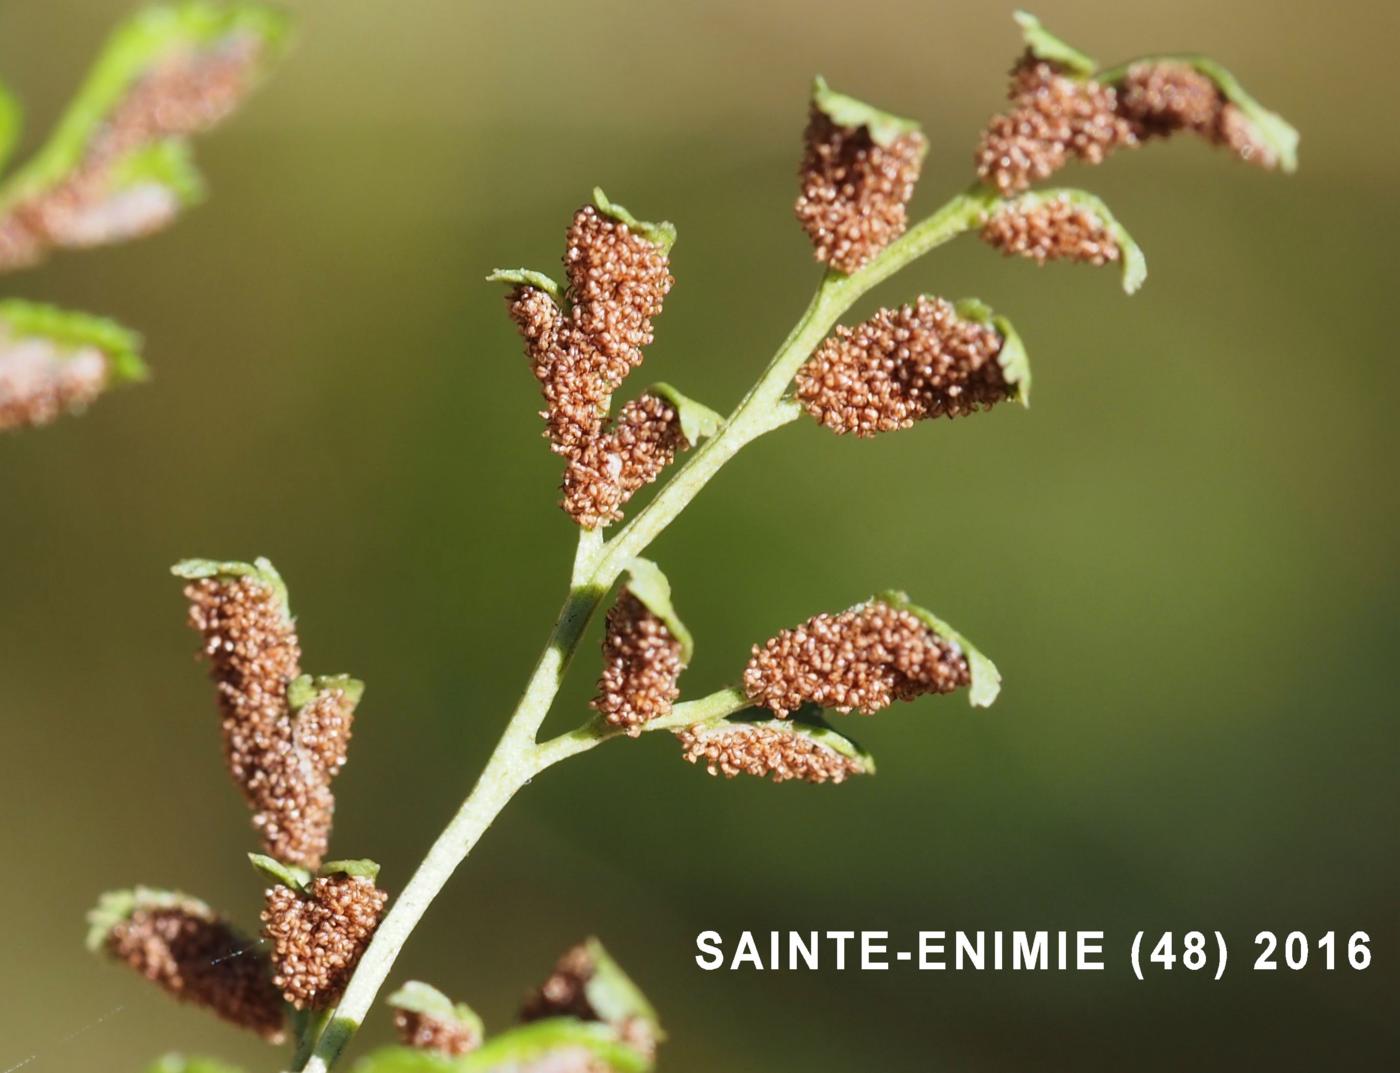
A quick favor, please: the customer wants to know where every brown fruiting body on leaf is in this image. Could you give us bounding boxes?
[1216,103,1279,169]
[592,590,684,735]
[975,56,1136,196]
[521,942,595,1024]
[394,1009,480,1057]
[104,902,284,1041]
[1113,62,1281,170]
[564,206,672,370]
[981,196,1120,266]
[294,686,357,778]
[0,334,109,431]
[185,573,348,869]
[1116,61,1220,137]
[563,393,688,530]
[184,573,302,789]
[521,943,657,1060]
[794,296,1010,436]
[795,108,927,274]
[503,203,677,527]
[262,874,388,1010]
[676,722,865,784]
[0,36,263,270]
[743,600,971,717]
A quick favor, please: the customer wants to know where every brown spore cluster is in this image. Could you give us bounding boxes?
[592,590,684,735]
[184,573,357,869]
[1116,61,1280,169]
[0,34,262,270]
[521,942,595,1024]
[521,943,657,1059]
[1116,62,1220,137]
[982,196,1120,266]
[103,901,284,1041]
[504,203,681,527]
[394,1009,480,1057]
[676,722,864,784]
[794,296,1011,436]
[262,874,387,1010]
[0,334,109,430]
[563,393,688,530]
[975,55,1136,196]
[743,600,971,717]
[795,108,926,274]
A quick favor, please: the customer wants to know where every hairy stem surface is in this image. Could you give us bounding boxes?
[297,185,995,1073]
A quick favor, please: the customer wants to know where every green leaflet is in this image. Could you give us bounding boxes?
[85,886,214,951]
[248,852,312,892]
[249,852,380,889]
[170,556,291,618]
[0,1,290,212]
[621,557,694,663]
[0,79,20,173]
[592,187,676,252]
[878,590,1002,708]
[109,138,206,205]
[578,938,664,1044]
[287,673,366,712]
[386,981,484,1041]
[484,268,563,304]
[350,1050,458,1073]
[0,299,148,383]
[321,858,381,880]
[647,382,723,446]
[462,1018,651,1073]
[1012,11,1097,77]
[809,75,923,149]
[352,1019,651,1073]
[951,297,1032,407]
[143,1056,247,1073]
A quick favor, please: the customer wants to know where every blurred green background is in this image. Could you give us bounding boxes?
[1,0,1396,1070]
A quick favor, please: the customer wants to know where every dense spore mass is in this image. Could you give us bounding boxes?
[522,942,658,1059]
[982,196,1120,266]
[394,1009,480,1057]
[676,722,865,784]
[262,874,388,1010]
[975,56,1136,196]
[744,600,971,717]
[564,393,688,529]
[795,296,1011,436]
[103,900,284,1041]
[795,108,926,274]
[504,203,678,527]
[0,333,109,430]
[1116,62,1220,137]
[1116,61,1281,169]
[593,590,684,734]
[184,573,356,868]
[0,34,265,269]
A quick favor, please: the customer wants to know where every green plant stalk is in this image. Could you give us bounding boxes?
[296,184,997,1073]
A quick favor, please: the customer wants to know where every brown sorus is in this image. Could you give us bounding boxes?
[262,874,388,1010]
[744,599,971,717]
[676,722,865,784]
[795,108,927,274]
[975,56,1136,196]
[795,296,1010,436]
[592,590,684,734]
[104,901,284,1041]
[981,196,1121,266]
